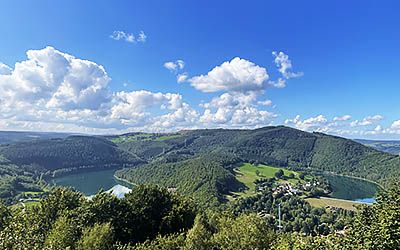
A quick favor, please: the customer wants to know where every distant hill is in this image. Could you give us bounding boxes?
[0,131,76,144]
[0,136,142,171]
[355,139,400,155]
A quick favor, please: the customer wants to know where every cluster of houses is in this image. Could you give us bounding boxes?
[256,179,328,197]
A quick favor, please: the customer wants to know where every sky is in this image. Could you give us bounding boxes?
[0,0,399,139]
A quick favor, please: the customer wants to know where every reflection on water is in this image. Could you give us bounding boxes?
[52,168,132,196]
[355,197,376,204]
[322,174,379,202]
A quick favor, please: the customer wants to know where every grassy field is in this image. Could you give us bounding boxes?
[231,163,308,198]
[154,134,182,141]
[111,133,153,143]
[111,133,182,143]
[11,199,41,209]
[23,191,43,196]
[306,197,364,211]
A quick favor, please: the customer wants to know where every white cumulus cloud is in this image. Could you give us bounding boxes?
[188,57,269,93]
[164,60,185,72]
[333,115,352,121]
[350,115,384,127]
[0,62,12,75]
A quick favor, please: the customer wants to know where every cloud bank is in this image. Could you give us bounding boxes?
[0,46,398,138]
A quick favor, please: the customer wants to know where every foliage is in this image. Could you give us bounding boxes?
[339,183,400,249]
[231,183,354,235]
[77,223,114,250]
[0,185,196,249]
[116,153,244,207]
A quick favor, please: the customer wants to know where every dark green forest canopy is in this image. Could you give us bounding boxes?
[0,136,143,170]
[0,184,399,249]
[114,126,399,206]
[113,126,400,185]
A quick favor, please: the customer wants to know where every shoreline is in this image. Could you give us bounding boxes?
[113,173,137,187]
[319,171,384,190]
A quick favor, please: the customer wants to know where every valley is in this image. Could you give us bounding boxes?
[0,126,397,249]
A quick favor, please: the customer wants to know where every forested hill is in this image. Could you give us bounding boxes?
[0,136,142,170]
[0,131,75,144]
[113,126,400,186]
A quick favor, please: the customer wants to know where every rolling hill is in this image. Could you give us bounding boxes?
[0,136,142,171]
[0,126,398,206]
[113,126,399,205]
[0,131,75,144]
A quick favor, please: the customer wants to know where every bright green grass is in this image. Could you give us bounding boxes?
[23,191,43,196]
[23,200,40,208]
[112,133,181,143]
[154,134,182,141]
[11,199,41,209]
[231,163,309,198]
[111,134,154,143]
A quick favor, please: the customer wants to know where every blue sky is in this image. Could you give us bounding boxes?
[0,0,399,139]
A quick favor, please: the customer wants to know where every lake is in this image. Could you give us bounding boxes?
[51,168,132,196]
[322,174,379,203]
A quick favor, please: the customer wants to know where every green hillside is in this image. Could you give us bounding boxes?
[116,152,244,207]
[0,136,142,171]
[114,126,399,206]
[114,126,400,186]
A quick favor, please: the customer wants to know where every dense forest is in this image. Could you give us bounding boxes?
[0,184,399,249]
[0,136,142,170]
[114,126,400,187]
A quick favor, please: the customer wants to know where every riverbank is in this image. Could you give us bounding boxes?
[320,171,384,190]
[113,174,137,187]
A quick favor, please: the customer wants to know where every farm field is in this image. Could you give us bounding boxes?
[231,163,309,198]
[306,197,363,211]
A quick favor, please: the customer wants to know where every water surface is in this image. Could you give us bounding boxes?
[52,168,132,196]
[322,174,379,202]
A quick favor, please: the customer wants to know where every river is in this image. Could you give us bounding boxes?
[52,168,380,203]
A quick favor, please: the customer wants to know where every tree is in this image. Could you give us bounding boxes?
[77,223,114,250]
[341,183,400,249]
[275,170,284,179]
[211,213,277,249]
[120,185,196,244]
[44,214,81,250]
[0,201,10,230]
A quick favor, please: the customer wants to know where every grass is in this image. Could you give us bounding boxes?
[23,200,40,208]
[23,191,43,196]
[112,133,182,143]
[306,197,365,211]
[231,163,309,198]
[111,134,153,143]
[154,134,182,141]
[11,199,41,209]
